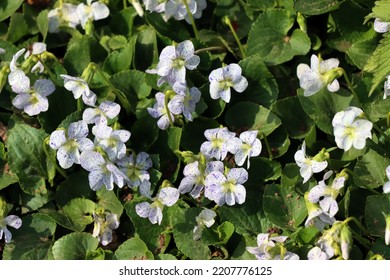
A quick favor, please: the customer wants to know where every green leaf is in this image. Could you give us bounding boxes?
[0,0,24,22]
[0,165,18,190]
[6,124,49,195]
[231,235,257,260]
[6,12,28,43]
[156,254,177,260]
[181,118,219,153]
[365,195,390,236]
[246,9,311,65]
[238,55,279,107]
[36,9,49,41]
[201,221,235,245]
[55,172,95,208]
[298,88,357,134]
[246,158,282,189]
[130,114,159,151]
[354,149,390,190]
[115,237,154,260]
[272,96,314,139]
[346,39,378,70]
[110,70,143,112]
[145,12,190,42]
[96,188,124,217]
[62,198,96,231]
[368,0,390,22]
[2,214,56,260]
[20,191,52,214]
[134,26,158,71]
[225,101,282,136]
[294,0,343,15]
[364,33,390,95]
[103,45,134,75]
[263,184,307,230]
[172,207,211,259]
[52,232,99,260]
[110,7,138,36]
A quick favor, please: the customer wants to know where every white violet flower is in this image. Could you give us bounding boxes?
[332,106,372,151]
[168,82,201,121]
[116,152,153,188]
[0,215,22,243]
[76,0,110,29]
[209,63,248,103]
[24,42,47,73]
[147,92,175,130]
[49,120,94,169]
[200,127,240,161]
[304,193,335,231]
[307,246,330,260]
[294,141,328,183]
[80,150,128,191]
[383,75,390,99]
[296,54,340,96]
[61,74,97,107]
[383,166,390,194]
[48,3,80,33]
[92,211,119,246]
[83,101,121,125]
[10,48,26,72]
[193,209,216,240]
[374,18,390,33]
[205,167,248,206]
[231,130,262,169]
[135,187,180,225]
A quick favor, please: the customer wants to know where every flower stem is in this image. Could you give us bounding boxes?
[343,216,371,237]
[340,68,358,100]
[262,133,273,161]
[43,138,68,179]
[350,228,371,249]
[372,121,390,144]
[38,58,60,86]
[343,168,380,195]
[183,0,199,40]
[164,90,174,126]
[194,46,226,54]
[223,16,246,59]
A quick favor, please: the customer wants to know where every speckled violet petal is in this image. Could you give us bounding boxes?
[158,187,180,206]
[135,202,151,218]
[80,150,105,171]
[5,215,22,229]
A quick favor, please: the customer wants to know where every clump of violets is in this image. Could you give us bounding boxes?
[209,63,248,103]
[294,141,328,183]
[0,214,22,244]
[296,54,341,96]
[147,40,200,86]
[332,106,373,151]
[49,120,94,169]
[92,210,120,246]
[135,186,180,225]
[193,209,216,240]
[246,233,299,260]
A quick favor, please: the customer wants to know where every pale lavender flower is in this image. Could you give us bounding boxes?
[48,3,80,33]
[209,63,248,103]
[80,150,128,191]
[205,168,248,206]
[147,40,200,86]
[116,152,153,188]
[308,171,346,218]
[92,123,131,161]
[246,233,299,260]
[61,74,97,106]
[307,246,330,260]
[147,92,175,130]
[92,211,119,246]
[374,18,390,33]
[49,120,94,169]
[294,141,327,183]
[193,209,216,240]
[168,82,201,121]
[0,215,22,243]
[231,130,262,169]
[164,0,196,21]
[142,0,166,13]
[332,106,372,151]
[200,127,240,161]
[296,54,340,96]
[178,160,224,198]
[76,0,110,29]
[82,101,121,125]
[135,187,179,225]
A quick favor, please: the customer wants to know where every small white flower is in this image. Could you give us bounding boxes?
[164,0,196,21]
[49,120,94,169]
[205,168,248,206]
[200,127,240,161]
[246,233,299,260]
[307,246,330,260]
[193,209,216,240]
[332,106,372,151]
[143,0,166,13]
[209,63,248,103]
[24,42,47,73]
[304,193,335,231]
[8,69,30,94]
[374,18,390,33]
[296,54,340,96]
[80,150,129,191]
[48,3,80,33]
[178,160,224,198]
[294,141,328,183]
[116,152,153,188]
[0,215,22,243]
[135,187,179,225]
[148,40,200,86]
[308,171,346,218]
[384,75,390,99]
[11,77,55,116]
[147,92,175,130]
[168,82,201,121]
[92,211,119,246]
[76,0,110,29]
[83,101,121,125]
[384,166,390,194]
[383,213,390,246]
[60,74,97,106]
[231,130,262,169]
[92,123,131,161]
[10,48,26,72]
[0,48,5,55]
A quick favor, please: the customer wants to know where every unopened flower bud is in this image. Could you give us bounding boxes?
[340,225,352,260]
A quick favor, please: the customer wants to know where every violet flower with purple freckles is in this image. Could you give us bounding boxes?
[147,92,175,130]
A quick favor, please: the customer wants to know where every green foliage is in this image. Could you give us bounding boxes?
[52,232,99,260]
